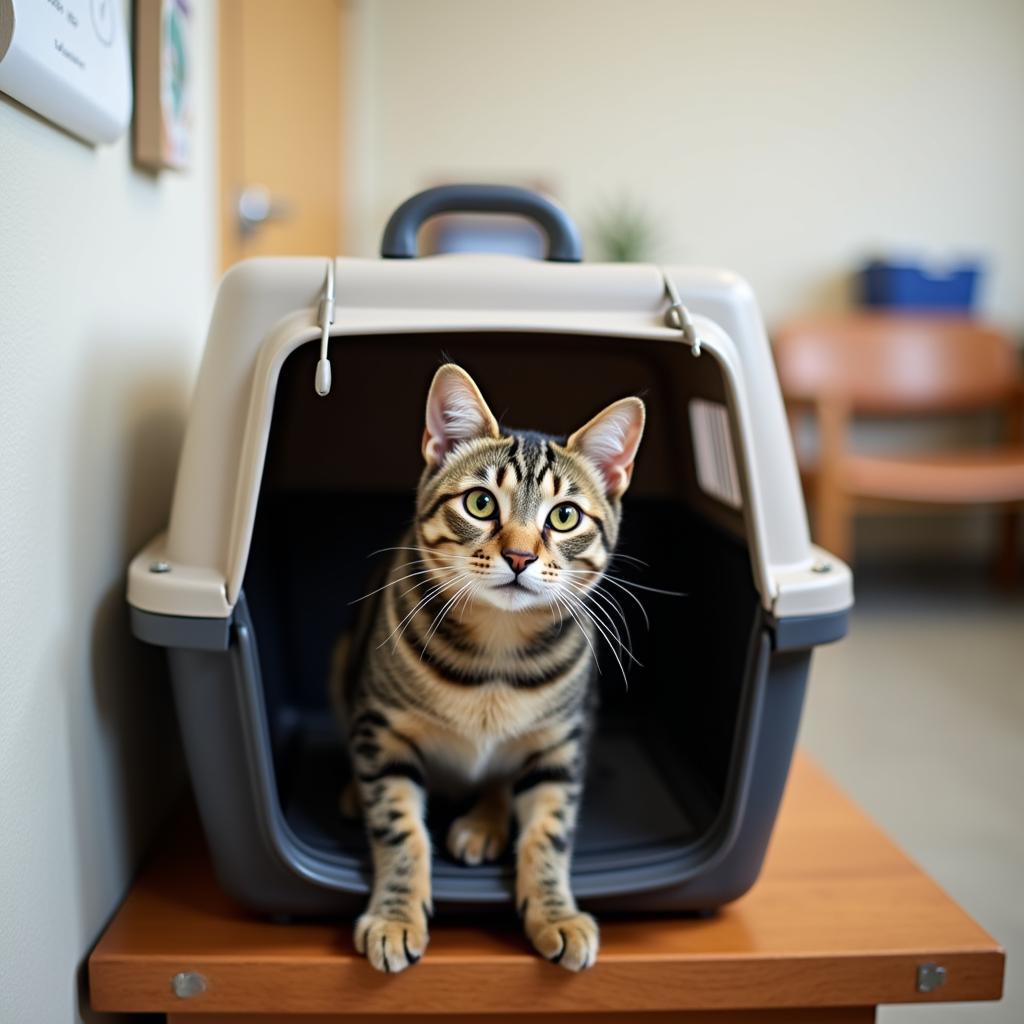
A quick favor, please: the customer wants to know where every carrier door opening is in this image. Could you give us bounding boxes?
[242,331,761,896]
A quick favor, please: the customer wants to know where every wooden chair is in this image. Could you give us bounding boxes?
[773,314,1024,581]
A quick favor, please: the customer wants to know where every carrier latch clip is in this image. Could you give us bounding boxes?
[662,272,703,357]
[315,260,336,396]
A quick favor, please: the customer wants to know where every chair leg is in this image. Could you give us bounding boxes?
[816,480,853,563]
[994,504,1020,588]
[814,399,853,563]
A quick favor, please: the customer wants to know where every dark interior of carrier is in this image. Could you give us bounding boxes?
[242,332,761,893]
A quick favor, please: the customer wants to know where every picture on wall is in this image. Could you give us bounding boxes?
[134,0,193,170]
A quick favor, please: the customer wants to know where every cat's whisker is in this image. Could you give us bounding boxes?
[563,575,631,628]
[388,557,437,572]
[380,571,470,650]
[568,579,636,655]
[598,573,686,597]
[562,597,629,691]
[364,550,463,591]
[395,572,472,648]
[453,580,481,622]
[452,583,473,621]
[560,567,684,599]
[420,579,476,656]
[557,569,675,598]
[395,568,467,604]
[560,570,651,630]
[368,545,463,566]
[610,552,648,567]
[591,584,634,635]
[349,566,449,605]
[558,587,632,687]
[428,577,476,636]
[561,584,634,664]
[368,545,438,557]
[551,592,601,676]
[392,560,467,589]
[391,557,464,577]
[556,568,651,629]
[577,598,638,671]
[368,552,475,607]
[595,577,650,630]
[563,578,628,650]
[381,583,448,650]
[546,591,565,631]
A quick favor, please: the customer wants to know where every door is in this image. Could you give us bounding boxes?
[219,0,345,270]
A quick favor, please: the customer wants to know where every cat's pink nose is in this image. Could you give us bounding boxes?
[502,549,537,575]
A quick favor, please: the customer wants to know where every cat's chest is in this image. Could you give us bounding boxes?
[420,732,513,793]
[426,681,541,744]
[412,686,547,787]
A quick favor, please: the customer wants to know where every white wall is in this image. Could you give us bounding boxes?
[0,4,217,1021]
[346,0,1024,334]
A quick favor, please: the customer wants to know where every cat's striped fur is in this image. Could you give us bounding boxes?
[331,364,645,973]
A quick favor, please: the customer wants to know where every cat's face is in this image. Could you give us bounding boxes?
[415,364,645,614]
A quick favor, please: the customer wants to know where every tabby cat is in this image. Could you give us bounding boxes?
[331,363,645,973]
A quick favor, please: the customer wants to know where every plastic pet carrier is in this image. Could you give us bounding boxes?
[128,185,853,916]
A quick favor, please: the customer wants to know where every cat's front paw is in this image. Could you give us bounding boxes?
[354,913,429,973]
[527,911,599,972]
[446,812,509,865]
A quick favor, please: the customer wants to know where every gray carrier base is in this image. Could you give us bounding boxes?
[134,591,843,916]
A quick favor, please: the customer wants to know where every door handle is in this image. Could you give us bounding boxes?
[237,186,294,237]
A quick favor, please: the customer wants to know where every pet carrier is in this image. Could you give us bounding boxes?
[128,185,852,915]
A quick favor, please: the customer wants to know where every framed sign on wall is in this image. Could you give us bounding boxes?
[0,0,132,143]
[133,0,193,171]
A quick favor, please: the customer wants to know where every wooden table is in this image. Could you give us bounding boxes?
[89,755,1004,1023]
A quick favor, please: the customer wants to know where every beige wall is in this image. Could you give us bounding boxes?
[0,4,217,1021]
[346,0,1024,334]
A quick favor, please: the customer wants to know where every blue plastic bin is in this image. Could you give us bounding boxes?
[859,260,980,312]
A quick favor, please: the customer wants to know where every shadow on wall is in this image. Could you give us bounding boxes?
[65,336,195,1022]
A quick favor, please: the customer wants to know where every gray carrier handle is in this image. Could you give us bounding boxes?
[380,184,582,262]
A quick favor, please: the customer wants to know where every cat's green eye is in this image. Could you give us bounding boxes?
[464,488,498,520]
[547,502,582,532]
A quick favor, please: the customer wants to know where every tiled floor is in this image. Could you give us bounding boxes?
[800,563,1024,1022]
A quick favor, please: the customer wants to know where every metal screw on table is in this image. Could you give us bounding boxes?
[916,962,948,993]
[149,561,171,574]
[171,971,207,999]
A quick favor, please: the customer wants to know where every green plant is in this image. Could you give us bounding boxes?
[589,196,661,263]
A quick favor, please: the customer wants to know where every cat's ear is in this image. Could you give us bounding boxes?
[422,364,500,467]
[567,397,646,498]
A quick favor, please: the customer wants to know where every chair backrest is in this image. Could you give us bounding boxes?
[773,315,1020,414]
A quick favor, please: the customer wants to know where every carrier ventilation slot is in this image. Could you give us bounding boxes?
[689,399,742,509]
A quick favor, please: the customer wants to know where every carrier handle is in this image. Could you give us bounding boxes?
[380,184,583,262]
